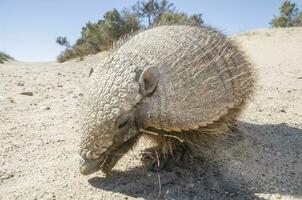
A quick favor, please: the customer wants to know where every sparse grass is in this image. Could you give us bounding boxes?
[0,52,13,64]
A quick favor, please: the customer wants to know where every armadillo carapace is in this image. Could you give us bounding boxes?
[78,25,254,175]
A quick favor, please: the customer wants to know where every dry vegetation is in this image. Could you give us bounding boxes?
[56,0,203,62]
[0,52,13,64]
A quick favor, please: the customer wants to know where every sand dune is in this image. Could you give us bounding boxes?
[0,27,301,200]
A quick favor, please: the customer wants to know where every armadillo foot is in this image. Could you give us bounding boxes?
[142,143,194,172]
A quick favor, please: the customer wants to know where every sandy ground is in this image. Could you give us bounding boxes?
[0,27,301,200]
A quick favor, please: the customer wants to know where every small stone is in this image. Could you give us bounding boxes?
[17,81,24,86]
[57,85,63,87]
[43,106,51,110]
[280,109,286,113]
[20,92,33,96]
[8,97,16,103]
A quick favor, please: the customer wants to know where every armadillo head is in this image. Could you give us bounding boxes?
[79,54,160,175]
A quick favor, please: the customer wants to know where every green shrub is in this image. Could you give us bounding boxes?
[155,12,203,26]
[57,9,140,62]
[295,12,302,26]
[56,0,204,62]
[270,0,301,27]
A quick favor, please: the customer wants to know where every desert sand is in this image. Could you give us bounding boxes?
[0,27,301,200]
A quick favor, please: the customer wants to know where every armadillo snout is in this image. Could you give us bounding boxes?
[79,156,102,175]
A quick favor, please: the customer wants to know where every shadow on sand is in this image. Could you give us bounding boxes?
[88,122,302,200]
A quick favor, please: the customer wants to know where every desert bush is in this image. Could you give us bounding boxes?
[56,37,71,48]
[0,52,13,64]
[132,0,174,26]
[57,8,140,62]
[270,0,301,27]
[155,12,203,25]
[295,12,302,26]
[56,0,204,62]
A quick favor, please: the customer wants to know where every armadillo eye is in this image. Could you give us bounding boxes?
[116,115,129,129]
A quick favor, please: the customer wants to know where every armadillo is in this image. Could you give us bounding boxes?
[78,25,254,175]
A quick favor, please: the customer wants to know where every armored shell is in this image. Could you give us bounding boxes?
[115,25,253,131]
[79,25,254,175]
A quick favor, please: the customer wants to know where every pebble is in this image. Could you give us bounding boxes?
[8,97,16,103]
[20,92,33,96]
[43,106,51,110]
[17,81,24,86]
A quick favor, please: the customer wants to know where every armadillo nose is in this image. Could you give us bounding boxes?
[79,156,101,175]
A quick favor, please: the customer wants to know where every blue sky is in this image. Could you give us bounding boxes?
[1,0,301,61]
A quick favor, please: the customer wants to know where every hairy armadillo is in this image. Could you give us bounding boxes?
[78,25,254,175]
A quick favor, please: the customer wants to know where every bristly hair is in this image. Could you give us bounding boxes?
[140,100,250,157]
[109,22,229,54]
[110,23,256,157]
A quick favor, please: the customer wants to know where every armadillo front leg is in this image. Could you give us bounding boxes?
[142,142,194,172]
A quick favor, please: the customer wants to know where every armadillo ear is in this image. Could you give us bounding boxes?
[139,66,160,96]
